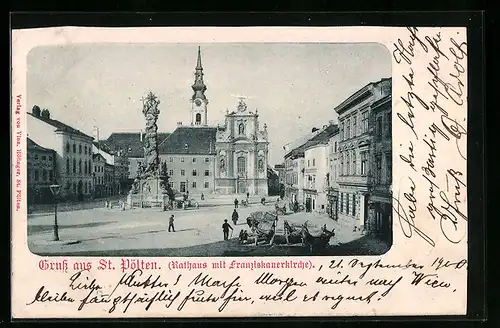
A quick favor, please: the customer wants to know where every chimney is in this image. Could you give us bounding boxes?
[32,105,41,116]
[177,122,183,127]
[312,127,319,133]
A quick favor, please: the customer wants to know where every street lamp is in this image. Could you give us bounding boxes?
[49,183,62,241]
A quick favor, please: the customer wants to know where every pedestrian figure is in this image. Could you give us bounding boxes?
[246,192,249,200]
[234,198,239,208]
[201,193,205,201]
[169,215,175,232]
[232,209,239,225]
[222,219,233,241]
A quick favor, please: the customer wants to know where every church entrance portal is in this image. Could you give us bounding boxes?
[237,180,247,194]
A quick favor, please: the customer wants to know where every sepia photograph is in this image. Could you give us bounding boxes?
[26,42,393,257]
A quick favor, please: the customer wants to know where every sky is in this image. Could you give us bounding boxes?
[27,42,391,165]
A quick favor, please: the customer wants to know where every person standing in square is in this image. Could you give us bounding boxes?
[169,215,175,232]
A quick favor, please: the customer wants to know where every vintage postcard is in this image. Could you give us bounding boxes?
[11,26,468,318]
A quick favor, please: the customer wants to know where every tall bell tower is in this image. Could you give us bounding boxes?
[190,46,208,126]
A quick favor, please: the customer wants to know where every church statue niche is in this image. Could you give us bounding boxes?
[238,122,245,135]
[258,158,265,172]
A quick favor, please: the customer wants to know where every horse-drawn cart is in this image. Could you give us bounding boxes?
[241,211,278,246]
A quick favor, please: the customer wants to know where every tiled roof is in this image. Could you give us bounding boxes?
[285,124,338,159]
[27,138,55,153]
[158,126,217,155]
[103,132,171,158]
[27,112,94,139]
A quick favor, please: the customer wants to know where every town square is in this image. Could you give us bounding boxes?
[26,43,393,256]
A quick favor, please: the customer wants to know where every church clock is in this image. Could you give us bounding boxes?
[195,99,202,107]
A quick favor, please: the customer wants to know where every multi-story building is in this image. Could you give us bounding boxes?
[326,128,341,219]
[27,138,56,204]
[273,163,286,184]
[367,92,392,243]
[334,77,391,231]
[158,129,217,194]
[283,150,305,204]
[303,124,338,212]
[27,106,94,201]
[104,163,115,197]
[92,153,106,198]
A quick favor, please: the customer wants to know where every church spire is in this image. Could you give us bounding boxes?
[191,46,207,101]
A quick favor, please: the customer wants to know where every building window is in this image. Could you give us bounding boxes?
[238,123,245,135]
[362,111,369,133]
[84,161,87,175]
[41,155,46,160]
[237,156,246,174]
[180,157,185,163]
[41,169,47,181]
[169,157,174,163]
[346,193,350,215]
[340,153,344,176]
[181,169,185,176]
[169,169,174,176]
[312,158,315,166]
[72,183,77,194]
[192,181,197,188]
[192,157,196,163]
[307,160,310,167]
[49,155,53,161]
[376,116,383,139]
[361,151,368,175]
[79,144,82,154]
[346,152,350,175]
[66,158,70,173]
[79,159,82,173]
[49,170,53,181]
[73,144,76,153]
[204,170,210,176]
[352,114,357,137]
[352,151,356,175]
[192,169,197,176]
[84,146,87,155]
[66,142,70,152]
[340,193,344,213]
[195,113,201,125]
[386,112,392,137]
[73,159,76,173]
[204,181,209,188]
[346,119,351,139]
[386,153,392,184]
[34,154,38,160]
[375,155,382,184]
[180,181,186,192]
[352,194,356,217]
[84,182,87,194]
[169,181,174,188]
[334,142,337,153]
[204,157,209,163]
[340,122,344,140]
[258,159,264,171]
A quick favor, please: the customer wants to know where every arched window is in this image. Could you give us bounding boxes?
[66,158,70,173]
[237,156,246,174]
[195,113,201,125]
[79,159,82,173]
[73,158,76,173]
[238,123,245,135]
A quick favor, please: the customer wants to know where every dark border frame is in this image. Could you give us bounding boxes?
[9,12,486,324]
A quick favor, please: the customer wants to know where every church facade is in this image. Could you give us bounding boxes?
[156,46,269,196]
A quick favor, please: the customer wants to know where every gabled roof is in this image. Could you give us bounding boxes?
[158,126,217,155]
[103,132,171,158]
[92,153,106,162]
[27,112,93,139]
[27,138,55,153]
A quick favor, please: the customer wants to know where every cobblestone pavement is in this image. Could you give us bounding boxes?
[28,203,390,256]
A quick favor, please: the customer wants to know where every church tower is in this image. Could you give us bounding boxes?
[190,46,208,126]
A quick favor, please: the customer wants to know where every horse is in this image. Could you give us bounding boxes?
[300,222,335,254]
